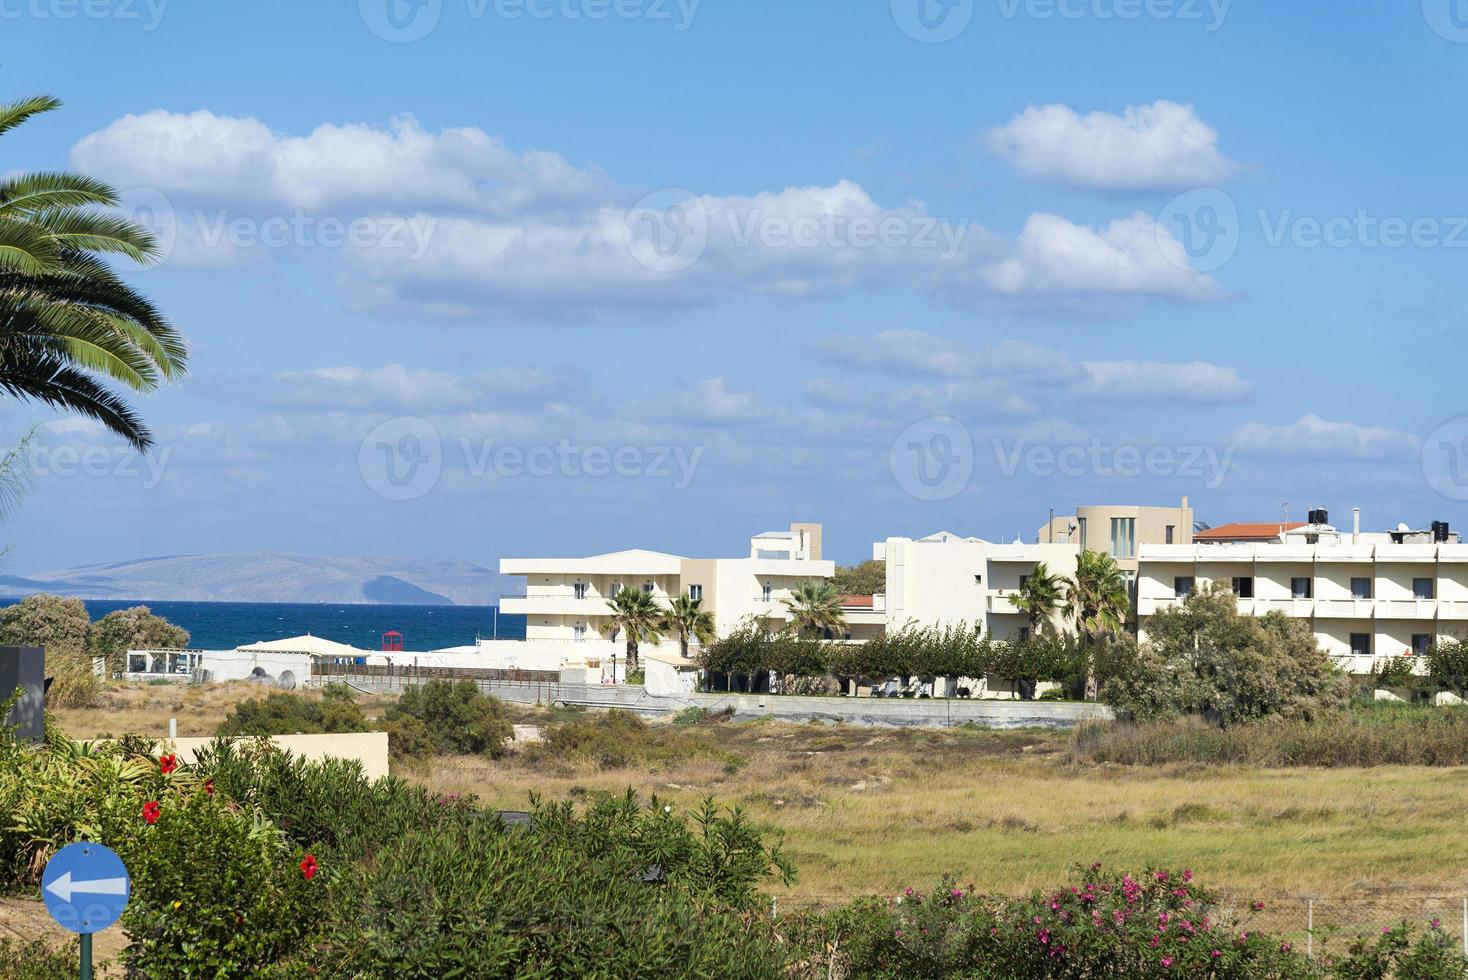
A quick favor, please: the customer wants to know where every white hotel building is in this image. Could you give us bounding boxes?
[486,523,833,676]
[1137,511,1466,677]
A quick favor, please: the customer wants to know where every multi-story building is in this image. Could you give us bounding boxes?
[874,532,1081,640]
[1137,510,1466,678]
[1037,499,1195,580]
[487,523,834,675]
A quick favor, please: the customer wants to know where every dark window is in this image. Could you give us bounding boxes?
[1019,574,1030,590]
[1414,578,1435,600]
[1351,578,1373,600]
[1165,525,1175,545]
[1232,576,1254,599]
[1412,634,1433,655]
[1174,576,1195,598]
[688,584,703,601]
[974,574,982,585]
[1350,633,1372,657]
[1291,577,1313,599]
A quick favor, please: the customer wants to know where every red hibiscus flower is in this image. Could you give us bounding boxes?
[159,754,177,775]
[300,854,318,881]
[143,801,161,825]
[203,779,215,795]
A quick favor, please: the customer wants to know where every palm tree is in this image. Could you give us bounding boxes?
[661,594,716,658]
[782,580,846,638]
[1066,550,1130,642]
[599,587,663,674]
[1008,562,1065,636]
[0,95,187,452]
[1065,550,1130,700]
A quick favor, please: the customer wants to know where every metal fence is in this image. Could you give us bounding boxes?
[312,661,561,702]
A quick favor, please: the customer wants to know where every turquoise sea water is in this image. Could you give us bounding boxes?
[3,599,529,652]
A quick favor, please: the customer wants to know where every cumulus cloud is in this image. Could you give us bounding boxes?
[1080,360,1250,403]
[71,109,1224,316]
[981,212,1223,303]
[1228,414,1419,460]
[986,101,1237,192]
[72,110,612,217]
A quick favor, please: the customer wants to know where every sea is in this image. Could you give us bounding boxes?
[15,599,529,653]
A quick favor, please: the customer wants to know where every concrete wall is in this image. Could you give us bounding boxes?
[168,732,391,780]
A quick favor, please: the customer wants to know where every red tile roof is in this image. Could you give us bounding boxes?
[838,594,875,608]
[1195,522,1306,542]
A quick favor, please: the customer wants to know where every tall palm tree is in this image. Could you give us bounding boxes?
[660,594,716,658]
[0,95,187,452]
[599,587,662,674]
[1066,550,1130,642]
[1065,550,1130,700]
[782,580,846,638]
[1008,562,1065,636]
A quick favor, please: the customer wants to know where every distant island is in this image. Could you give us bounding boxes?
[0,553,517,606]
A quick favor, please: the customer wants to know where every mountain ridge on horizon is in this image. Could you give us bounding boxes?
[1,552,518,606]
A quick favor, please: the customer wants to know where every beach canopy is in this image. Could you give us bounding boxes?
[234,634,370,658]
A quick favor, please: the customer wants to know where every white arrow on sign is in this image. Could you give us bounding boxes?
[45,871,127,904]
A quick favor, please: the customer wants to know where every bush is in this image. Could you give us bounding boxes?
[1426,637,1468,694]
[529,709,743,772]
[1103,584,1350,725]
[119,785,326,978]
[384,679,512,759]
[92,605,190,672]
[0,594,91,651]
[0,938,77,979]
[216,685,370,737]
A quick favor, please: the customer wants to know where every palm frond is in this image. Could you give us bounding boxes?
[0,355,152,451]
[0,95,62,137]
[0,172,119,216]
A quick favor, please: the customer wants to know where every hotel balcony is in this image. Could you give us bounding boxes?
[1253,598,1316,616]
[1375,599,1439,620]
[1136,595,1184,617]
[500,593,672,616]
[1314,598,1377,619]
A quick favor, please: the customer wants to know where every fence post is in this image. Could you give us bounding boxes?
[1462,898,1466,958]
[1307,898,1313,959]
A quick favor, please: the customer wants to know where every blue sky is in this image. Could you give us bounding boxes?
[4,0,1468,570]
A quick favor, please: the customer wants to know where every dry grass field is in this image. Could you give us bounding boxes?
[52,684,1468,923]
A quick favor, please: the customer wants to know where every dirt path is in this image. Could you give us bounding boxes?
[0,895,128,975]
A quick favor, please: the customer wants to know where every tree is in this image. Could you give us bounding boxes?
[830,559,886,596]
[1008,562,1065,636]
[386,679,513,758]
[600,587,663,674]
[1101,583,1350,724]
[0,593,91,651]
[0,95,188,451]
[1066,550,1130,700]
[782,580,846,638]
[660,594,715,658]
[92,605,189,670]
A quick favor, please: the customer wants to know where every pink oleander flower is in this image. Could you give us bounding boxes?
[1252,901,1265,911]
[1281,942,1292,953]
[1162,957,1174,968]
[1212,949,1222,959]
[1182,869,1193,882]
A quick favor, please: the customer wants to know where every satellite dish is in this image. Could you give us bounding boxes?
[1397,522,1411,532]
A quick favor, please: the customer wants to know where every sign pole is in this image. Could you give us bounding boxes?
[79,933,92,980]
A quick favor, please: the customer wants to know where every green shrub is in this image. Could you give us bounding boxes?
[384,679,512,759]
[1426,637,1468,694]
[216,685,370,737]
[0,938,77,979]
[529,709,743,772]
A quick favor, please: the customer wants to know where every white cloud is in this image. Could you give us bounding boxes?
[72,110,611,217]
[1228,414,1419,460]
[1080,360,1250,403]
[986,101,1237,192]
[815,330,975,378]
[981,212,1222,303]
[71,109,1223,316]
[633,378,764,427]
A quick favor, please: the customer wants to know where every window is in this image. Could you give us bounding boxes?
[1019,574,1030,590]
[762,583,773,602]
[573,582,588,600]
[573,623,587,641]
[610,581,623,597]
[1232,576,1254,599]
[1351,578,1373,600]
[1412,633,1433,655]
[1174,576,1195,598]
[1110,517,1137,559]
[1350,633,1372,658]
[1077,518,1087,550]
[688,584,703,602]
[1165,524,1175,545]
[1414,578,1436,600]
[1291,577,1313,599]
[973,574,983,585]
[642,580,654,595]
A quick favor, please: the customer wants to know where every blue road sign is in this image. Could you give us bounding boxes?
[41,843,130,934]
